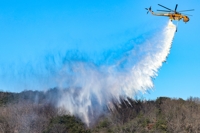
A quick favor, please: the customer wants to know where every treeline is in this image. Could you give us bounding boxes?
[0,89,200,133]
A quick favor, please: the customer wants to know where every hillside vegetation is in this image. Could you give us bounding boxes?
[0,89,200,133]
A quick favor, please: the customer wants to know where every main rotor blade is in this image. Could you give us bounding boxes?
[145,8,148,10]
[157,10,171,12]
[182,13,193,16]
[178,9,194,12]
[158,4,173,11]
[175,4,178,12]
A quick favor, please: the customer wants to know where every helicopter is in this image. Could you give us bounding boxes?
[145,4,194,32]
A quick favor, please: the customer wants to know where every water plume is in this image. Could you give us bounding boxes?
[55,21,176,126]
[0,21,176,126]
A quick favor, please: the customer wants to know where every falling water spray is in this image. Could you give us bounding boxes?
[55,21,176,126]
[0,21,176,126]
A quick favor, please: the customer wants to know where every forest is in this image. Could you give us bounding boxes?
[0,89,200,133]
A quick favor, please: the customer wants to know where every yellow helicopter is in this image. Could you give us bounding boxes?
[145,4,194,31]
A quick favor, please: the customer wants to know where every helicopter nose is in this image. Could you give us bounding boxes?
[183,16,189,22]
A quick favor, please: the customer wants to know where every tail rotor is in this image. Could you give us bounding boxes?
[145,6,151,14]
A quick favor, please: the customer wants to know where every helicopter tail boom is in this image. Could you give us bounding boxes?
[146,6,171,17]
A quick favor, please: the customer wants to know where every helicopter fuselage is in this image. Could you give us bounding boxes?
[150,11,189,22]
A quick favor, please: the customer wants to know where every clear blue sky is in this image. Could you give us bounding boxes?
[0,0,199,99]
